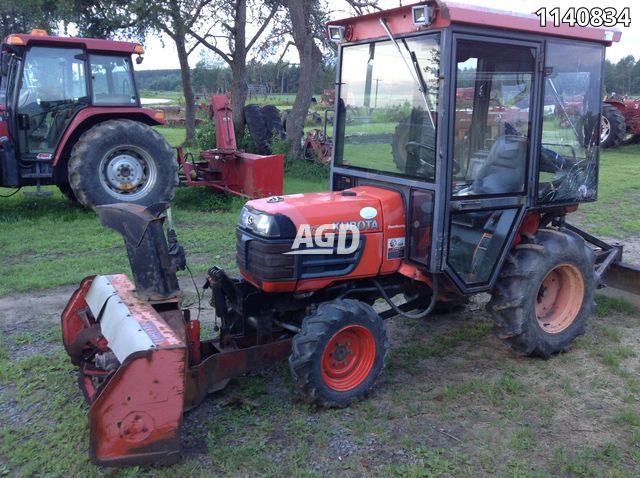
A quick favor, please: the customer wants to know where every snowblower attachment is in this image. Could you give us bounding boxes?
[61,202,293,466]
[61,203,188,466]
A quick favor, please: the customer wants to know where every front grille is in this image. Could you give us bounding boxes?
[236,228,364,283]
[236,229,295,281]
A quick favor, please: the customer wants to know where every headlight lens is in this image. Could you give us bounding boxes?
[239,206,281,237]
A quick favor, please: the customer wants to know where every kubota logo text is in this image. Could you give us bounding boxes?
[284,224,360,255]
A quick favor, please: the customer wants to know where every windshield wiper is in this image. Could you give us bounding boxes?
[379,17,436,130]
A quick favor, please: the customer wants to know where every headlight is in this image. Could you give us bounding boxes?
[239,206,281,237]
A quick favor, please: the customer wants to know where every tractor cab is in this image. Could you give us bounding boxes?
[326,0,618,293]
[1,31,141,163]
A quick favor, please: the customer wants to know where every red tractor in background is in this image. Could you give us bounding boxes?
[60,0,640,467]
[601,95,640,148]
[0,30,176,209]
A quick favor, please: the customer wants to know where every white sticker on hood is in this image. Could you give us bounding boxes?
[360,207,378,219]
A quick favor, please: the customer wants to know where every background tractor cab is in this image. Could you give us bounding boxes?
[0,30,176,209]
[326,1,617,294]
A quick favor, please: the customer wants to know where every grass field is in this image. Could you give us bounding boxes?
[0,135,638,477]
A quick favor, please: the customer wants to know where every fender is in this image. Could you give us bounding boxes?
[603,99,626,114]
[53,107,166,166]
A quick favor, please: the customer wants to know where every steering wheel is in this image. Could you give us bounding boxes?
[405,141,436,174]
[405,141,461,175]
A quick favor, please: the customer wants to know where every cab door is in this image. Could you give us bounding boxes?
[16,46,88,156]
[443,36,541,293]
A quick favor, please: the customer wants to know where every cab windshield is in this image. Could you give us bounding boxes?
[334,35,440,181]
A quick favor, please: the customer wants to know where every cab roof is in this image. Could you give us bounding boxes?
[2,32,143,55]
[328,0,622,46]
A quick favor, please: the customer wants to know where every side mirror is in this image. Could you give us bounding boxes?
[135,55,144,65]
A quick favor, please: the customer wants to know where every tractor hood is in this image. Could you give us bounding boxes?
[243,186,401,236]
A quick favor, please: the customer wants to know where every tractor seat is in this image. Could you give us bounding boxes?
[471,135,527,195]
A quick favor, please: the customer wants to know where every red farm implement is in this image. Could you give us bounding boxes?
[177,95,283,198]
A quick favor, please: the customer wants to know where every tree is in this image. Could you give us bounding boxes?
[615,55,635,96]
[136,0,213,143]
[1,0,62,39]
[283,0,379,159]
[284,0,324,160]
[189,0,282,134]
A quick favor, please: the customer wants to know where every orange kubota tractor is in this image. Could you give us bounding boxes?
[61,1,640,466]
[0,30,176,209]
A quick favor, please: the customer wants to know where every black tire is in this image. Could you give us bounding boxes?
[57,183,78,203]
[600,103,625,149]
[261,105,285,141]
[243,104,270,154]
[289,299,388,408]
[487,228,596,358]
[68,120,177,210]
[391,116,412,171]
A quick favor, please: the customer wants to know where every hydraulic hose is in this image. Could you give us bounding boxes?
[372,276,439,319]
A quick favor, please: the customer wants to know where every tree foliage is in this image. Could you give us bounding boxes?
[605,55,640,96]
[1,0,63,39]
[188,0,284,133]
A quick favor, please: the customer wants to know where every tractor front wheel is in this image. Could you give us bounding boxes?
[68,120,177,210]
[487,228,596,358]
[289,299,388,407]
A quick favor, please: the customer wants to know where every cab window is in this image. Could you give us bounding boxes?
[90,55,137,105]
[451,40,535,197]
[335,35,440,181]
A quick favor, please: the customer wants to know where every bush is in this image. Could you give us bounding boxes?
[236,126,256,153]
[195,120,216,150]
[270,136,292,159]
[284,157,329,180]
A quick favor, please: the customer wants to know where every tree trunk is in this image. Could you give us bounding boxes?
[230,60,248,135]
[230,0,248,135]
[175,37,196,143]
[286,0,322,160]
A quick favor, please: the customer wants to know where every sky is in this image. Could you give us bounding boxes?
[137,0,637,70]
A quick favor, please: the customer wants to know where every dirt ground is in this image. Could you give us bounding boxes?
[0,270,639,477]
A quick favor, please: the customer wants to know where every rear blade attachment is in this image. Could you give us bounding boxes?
[565,223,640,296]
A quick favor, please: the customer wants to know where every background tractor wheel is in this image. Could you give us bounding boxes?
[289,299,388,408]
[68,119,177,210]
[487,228,596,358]
[391,116,412,171]
[261,105,285,141]
[243,104,270,154]
[600,103,625,149]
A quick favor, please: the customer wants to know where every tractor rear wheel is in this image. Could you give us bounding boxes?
[68,120,177,210]
[261,105,285,141]
[244,104,270,154]
[601,103,625,149]
[57,183,78,203]
[289,299,388,408]
[391,116,411,171]
[487,228,596,358]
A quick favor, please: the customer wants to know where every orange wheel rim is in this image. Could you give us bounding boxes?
[321,325,376,392]
[536,264,584,334]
